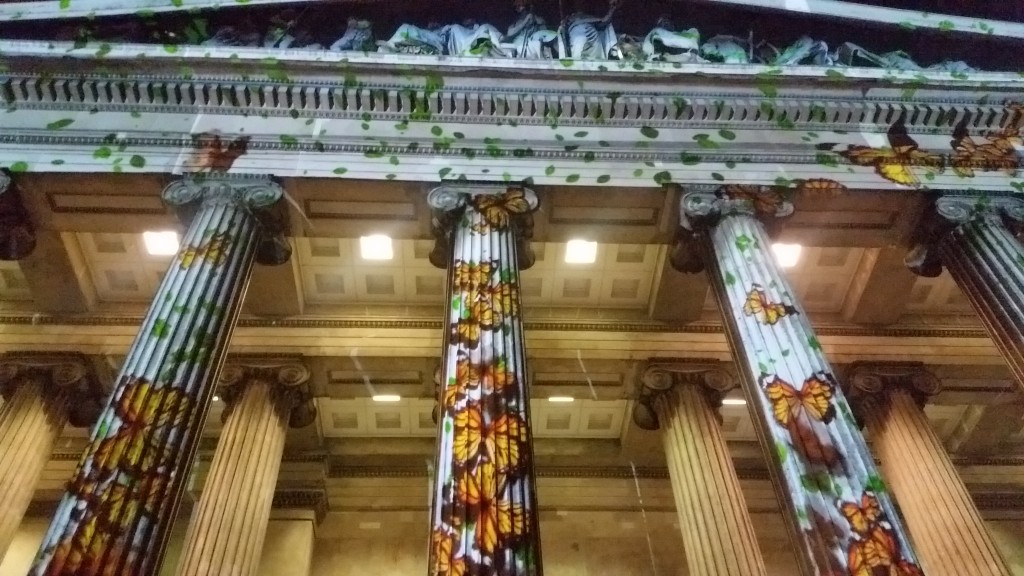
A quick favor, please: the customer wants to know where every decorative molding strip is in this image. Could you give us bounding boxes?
[0,313,992,339]
[271,489,328,523]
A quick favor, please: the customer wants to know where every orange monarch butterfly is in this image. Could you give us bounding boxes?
[840,491,883,535]
[450,317,482,349]
[718,185,786,215]
[743,284,798,326]
[452,260,495,290]
[950,115,1020,178]
[453,404,485,465]
[430,529,466,576]
[763,372,840,467]
[794,178,847,199]
[178,231,232,270]
[469,188,533,230]
[839,118,944,188]
[847,525,923,576]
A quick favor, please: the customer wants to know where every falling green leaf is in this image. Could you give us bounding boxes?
[596,175,611,184]
[46,118,75,130]
[680,153,701,165]
[574,131,589,138]
[711,172,725,182]
[808,336,822,351]
[825,69,848,81]
[735,234,753,252]
[8,161,28,173]
[545,165,555,176]
[800,472,835,495]
[724,271,736,286]
[95,43,111,58]
[565,174,580,183]
[152,319,171,339]
[652,171,672,185]
[815,153,839,168]
[51,159,65,165]
[781,349,790,357]
[163,44,179,54]
[93,147,112,159]
[289,109,300,119]
[559,59,574,68]
[129,155,146,168]
[775,441,788,463]
[865,474,888,493]
[718,129,736,141]
[333,167,349,175]
[431,126,443,137]
[438,167,452,179]
[389,156,400,166]
[633,169,643,177]
[583,151,596,163]
[279,135,298,146]
[640,126,659,139]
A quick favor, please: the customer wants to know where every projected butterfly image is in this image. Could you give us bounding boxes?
[840,491,924,576]
[827,117,945,188]
[950,113,1021,178]
[743,283,798,326]
[762,372,840,467]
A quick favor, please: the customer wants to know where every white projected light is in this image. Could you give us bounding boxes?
[372,394,402,402]
[771,243,802,268]
[548,396,575,403]
[142,231,179,256]
[721,398,747,406]
[564,240,597,264]
[360,235,394,260]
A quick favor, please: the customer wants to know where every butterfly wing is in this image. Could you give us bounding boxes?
[840,146,895,167]
[453,405,484,465]
[799,373,836,424]
[764,376,800,426]
[841,501,872,535]
[875,161,920,188]
[486,413,527,472]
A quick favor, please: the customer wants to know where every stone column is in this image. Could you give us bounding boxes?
[176,358,314,576]
[0,172,36,260]
[427,184,542,576]
[675,187,923,576]
[0,354,103,557]
[907,194,1024,390]
[31,176,289,576]
[849,363,1011,576]
[633,363,767,576]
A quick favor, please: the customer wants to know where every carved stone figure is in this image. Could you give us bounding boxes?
[329,17,375,52]
[558,0,620,60]
[700,34,750,64]
[443,21,507,57]
[378,22,447,55]
[502,0,558,58]
[202,21,260,48]
[642,17,703,63]
[836,43,975,72]
[765,36,835,66]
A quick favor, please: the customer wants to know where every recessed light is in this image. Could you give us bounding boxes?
[721,398,747,406]
[771,243,802,268]
[548,396,575,403]
[564,240,597,264]
[212,395,221,402]
[372,394,401,402]
[142,231,179,256]
[360,235,394,260]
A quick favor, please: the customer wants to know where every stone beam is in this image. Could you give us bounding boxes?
[242,242,304,317]
[648,254,708,323]
[841,246,919,325]
[17,231,97,314]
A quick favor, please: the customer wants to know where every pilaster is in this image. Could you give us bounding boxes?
[633,362,767,576]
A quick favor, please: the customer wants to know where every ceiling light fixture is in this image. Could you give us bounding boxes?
[564,240,597,264]
[548,396,575,403]
[721,398,747,406]
[771,243,802,268]
[360,234,394,261]
[371,394,402,402]
[142,231,179,256]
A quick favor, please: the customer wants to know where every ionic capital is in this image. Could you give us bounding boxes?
[427,184,539,269]
[0,352,105,427]
[906,193,1024,278]
[162,175,291,266]
[673,186,794,273]
[632,361,738,431]
[218,357,315,428]
[847,362,941,411]
[0,173,36,261]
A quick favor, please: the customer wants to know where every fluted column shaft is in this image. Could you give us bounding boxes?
[31,178,286,576]
[852,366,1010,576]
[914,195,1024,390]
[0,380,67,553]
[176,382,287,576]
[680,190,923,576]
[647,372,766,576]
[428,186,542,576]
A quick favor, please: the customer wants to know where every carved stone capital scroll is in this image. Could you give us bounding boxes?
[427,183,539,270]
[162,175,291,266]
[847,362,941,412]
[218,357,315,428]
[0,352,104,427]
[672,187,794,273]
[0,173,36,261]
[906,193,1024,277]
[632,361,738,430]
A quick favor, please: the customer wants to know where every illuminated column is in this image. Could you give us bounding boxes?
[675,188,923,575]
[849,363,1011,575]
[0,172,36,260]
[633,363,767,576]
[908,194,1024,390]
[176,358,315,576]
[426,185,542,576]
[31,176,289,576]
[0,354,103,557]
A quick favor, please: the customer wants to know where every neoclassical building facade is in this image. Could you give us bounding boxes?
[0,0,1023,575]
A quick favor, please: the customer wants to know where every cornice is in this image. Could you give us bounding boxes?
[0,313,991,339]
